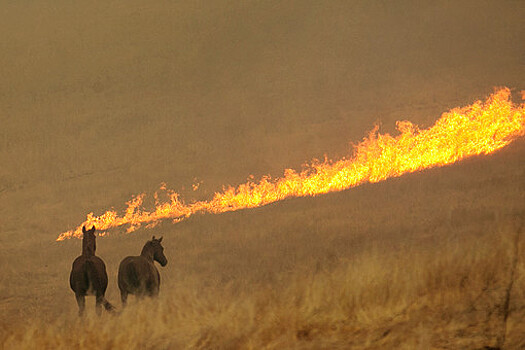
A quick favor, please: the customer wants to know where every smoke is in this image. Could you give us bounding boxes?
[57,88,525,241]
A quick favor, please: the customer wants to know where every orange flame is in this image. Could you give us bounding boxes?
[57,88,525,241]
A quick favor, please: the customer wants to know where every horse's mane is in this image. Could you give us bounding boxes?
[81,226,96,256]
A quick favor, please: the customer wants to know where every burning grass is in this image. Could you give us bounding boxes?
[3,135,524,349]
[57,88,525,241]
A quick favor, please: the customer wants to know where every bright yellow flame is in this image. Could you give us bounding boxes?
[57,88,525,241]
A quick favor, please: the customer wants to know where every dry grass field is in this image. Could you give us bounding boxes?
[1,1,524,349]
[3,138,525,349]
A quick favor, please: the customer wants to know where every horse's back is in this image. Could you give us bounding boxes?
[118,256,159,295]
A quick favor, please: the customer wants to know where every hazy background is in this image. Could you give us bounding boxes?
[0,0,524,345]
[1,1,522,213]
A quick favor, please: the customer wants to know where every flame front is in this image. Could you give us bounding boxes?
[57,88,525,241]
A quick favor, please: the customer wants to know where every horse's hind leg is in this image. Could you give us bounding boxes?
[75,294,86,317]
[95,294,104,316]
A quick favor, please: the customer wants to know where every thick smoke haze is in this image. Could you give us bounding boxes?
[2,1,522,217]
[0,1,524,346]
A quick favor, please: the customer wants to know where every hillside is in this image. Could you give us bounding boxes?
[1,1,524,349]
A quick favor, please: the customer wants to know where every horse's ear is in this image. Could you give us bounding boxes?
[82,226,87,234]
[158,236,163,243]
[152,235,156,241]
[90,225,96,233]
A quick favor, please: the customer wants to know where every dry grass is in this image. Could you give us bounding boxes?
[1,217,524,349]
[1,140,524,349]
[1,1,524,349]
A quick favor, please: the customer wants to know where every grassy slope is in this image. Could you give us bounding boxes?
[1,140,524,349]
[1,1,524,348]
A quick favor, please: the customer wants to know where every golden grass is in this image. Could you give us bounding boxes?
[1,2,523,349]
[2,140,524,349]
[2,218,523,350]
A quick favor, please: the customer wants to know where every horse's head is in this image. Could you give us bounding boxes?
[150,236,168,267]
[82,225,97,256]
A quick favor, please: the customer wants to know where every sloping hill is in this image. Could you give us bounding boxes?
[1,138,524,349]
[1,1,524,349]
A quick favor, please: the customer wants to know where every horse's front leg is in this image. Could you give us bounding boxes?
[120,290,128,308]
[148,286,160,298]
[75,293,86,317]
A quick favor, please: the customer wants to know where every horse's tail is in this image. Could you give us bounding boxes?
[85,258,116,314]
[102,299,116,312]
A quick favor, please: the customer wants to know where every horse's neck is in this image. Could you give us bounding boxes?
[82,240,96,256]
[140,244,154,261]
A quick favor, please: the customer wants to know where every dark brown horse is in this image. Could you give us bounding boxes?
[69,226,114,316]
[118,236,167,306]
